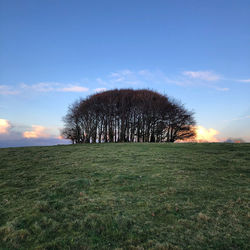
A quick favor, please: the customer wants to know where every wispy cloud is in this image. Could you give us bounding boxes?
[21,82,56,92]
[214,87,229,91]
[163,70,227,91]
[0,85,19,95]
[59,85,89,92]
[182,71,221,81]
[21,82,89,93]
[232,115,250,121]
[94,88,107,93]
[95,69,228,91]
[4,69,247,96]
[224,115,250,122]
[2,81,90,95]
[0,119,11,134]
[110,70,132,79]
[237,79,250,83]
[109,70,143,86]
[96,78,107,85]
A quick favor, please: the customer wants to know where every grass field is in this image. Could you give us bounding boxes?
[0,143,249,249]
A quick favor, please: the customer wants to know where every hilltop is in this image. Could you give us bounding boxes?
[0,143,249,249]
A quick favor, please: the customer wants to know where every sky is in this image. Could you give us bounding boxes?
[0,0,250,147]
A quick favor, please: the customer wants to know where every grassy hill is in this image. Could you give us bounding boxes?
[0,143,249,249]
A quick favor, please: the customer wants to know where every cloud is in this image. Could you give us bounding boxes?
[0,119,11,134]
[0,138,70,148]
[138,70,153,77]
[100,69,229,91]
[214,87,229,91]
[195,125,219,142]
[182,71,221,81]
[237,79,250,83]
[110,70,132,78]
[59,86,89,92]
[1,69,237,96]
[0,85,19,95]
[96,78,108,85]
[0,120,71,148]
[23,125,50,139]
[21,82,89,93]
[224,115,250,122]
[167,70,227,90]
[94,88,107,93]
[109,70,144,86]
[225,138,245,143]
[232,115,250,121]
[21,82,56,92]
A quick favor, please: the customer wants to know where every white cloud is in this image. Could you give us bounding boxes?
[237,79,250,83]
[21,82,89,93]
[108,70,145,87]
[23,125,50,138]
[94,88,107,93]
[0,85,19,95]
[110,70,135,83]
[96,78,108,85]
[110,70,132,78]
[95,69,228,91]
[138,70,152,76]
[21,82,57,92]
[224,115,250,122]
[182,71,220,81]
[165,70,227,90]
[0,119,11,134]
[0,69,235,96]
[214,87,229,91]
[1,82,90,95]
[59,86,89,92]
[238,115,250,120]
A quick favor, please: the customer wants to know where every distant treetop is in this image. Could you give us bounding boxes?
[61,89,196,143]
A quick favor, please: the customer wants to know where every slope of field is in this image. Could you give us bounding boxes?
[0,143,249,249]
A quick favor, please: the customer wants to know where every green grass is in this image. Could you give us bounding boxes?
[0,143,249,249]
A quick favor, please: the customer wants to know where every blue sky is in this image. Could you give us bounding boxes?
[0,0,250,146]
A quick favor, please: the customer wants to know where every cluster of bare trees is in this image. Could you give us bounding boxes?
[61,89,196,143]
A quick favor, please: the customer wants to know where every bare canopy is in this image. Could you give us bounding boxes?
[61,89,196,143]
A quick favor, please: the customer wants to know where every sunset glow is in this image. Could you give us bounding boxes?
[195,126,219,142]
[0,119,11,134]
[23,125,50,139]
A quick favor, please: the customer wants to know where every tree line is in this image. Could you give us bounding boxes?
[61,89,196,143]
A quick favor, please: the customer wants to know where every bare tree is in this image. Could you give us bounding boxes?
[61,89,196,143]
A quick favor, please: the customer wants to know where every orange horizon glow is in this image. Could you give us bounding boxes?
[177,125,220,143]
[195,125,219,142]
[23,125,50,139]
